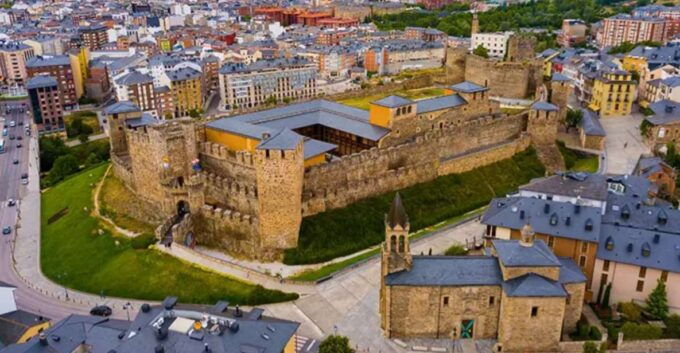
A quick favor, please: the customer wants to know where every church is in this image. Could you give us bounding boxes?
[379,194,587,352]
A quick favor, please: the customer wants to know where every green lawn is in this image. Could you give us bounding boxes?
[283,148,545,265]
[41,164,298,304]
[338,86,447,110]
[557,140,599,173]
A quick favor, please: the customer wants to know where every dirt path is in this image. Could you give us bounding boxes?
[91,165,139,238]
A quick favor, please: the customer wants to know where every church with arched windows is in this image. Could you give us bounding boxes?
[379,194,587,352]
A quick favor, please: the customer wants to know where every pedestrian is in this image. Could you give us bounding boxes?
[624,142,628,148]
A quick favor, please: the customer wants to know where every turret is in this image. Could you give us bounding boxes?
[549,73,572,122]
[471,13,479,35]
[528,101,559,145]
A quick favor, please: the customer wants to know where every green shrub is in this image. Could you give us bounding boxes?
[664,314,680,338]
[621,322,662,340]
[319,335,355,353]
[602,283,612,308]
[578,322,590,339]
[131,233,157,249]
[618,302,641,322]
[582,341,597,353]
[282,148,545,264]
[589,326,602,340]
[444,244,468,256]
[606,323,620,342]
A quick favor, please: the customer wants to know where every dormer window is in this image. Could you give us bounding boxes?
[605,236,614,251]
[585,219,593,232]
[549,213,558,226]
[641,242,651,257]
[607,182,625,194]
[621,205,630,220]
[658,210,668,225]
[627,243,633,252]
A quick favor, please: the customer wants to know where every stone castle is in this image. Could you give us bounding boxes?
[104,77,569,261]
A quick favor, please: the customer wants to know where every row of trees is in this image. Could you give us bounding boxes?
[370,0,617,38]
[39,136,110,187]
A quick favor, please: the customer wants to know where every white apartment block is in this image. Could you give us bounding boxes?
[470,32,513,59]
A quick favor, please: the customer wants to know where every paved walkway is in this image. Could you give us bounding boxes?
[599,114,650,175]
[65,133,108,147]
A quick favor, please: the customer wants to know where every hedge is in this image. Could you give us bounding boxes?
[621,322,662,340]
[283,147,545,264]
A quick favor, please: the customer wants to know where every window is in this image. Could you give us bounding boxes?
[489,296,495,306]
[600,273,608,286]
[547,236,555,248]
[661,271,668,282]
[581,242,588,253]
[531,307,538,317]
[603,260,610,272]
[579,256,586,268]
[443,296,449,306]
[636,280,644,292]
[639,267,647,278]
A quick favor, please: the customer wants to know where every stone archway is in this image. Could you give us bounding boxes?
[177,200,190,217]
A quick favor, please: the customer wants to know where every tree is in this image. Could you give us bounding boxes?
[319,335,355,353]
[48,154,80,184]
[582,341,598,353]
[39,136,69,172]
[265,96,278,106]
[602,283,612,309]
[85,152,101,166]
[66,117,94,138]
[78,133,89,144]
[646,278,669,320]
[566,109,583,132]
[473,44,489,58]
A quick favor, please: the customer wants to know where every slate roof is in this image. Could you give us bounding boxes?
[482,197,602,242]
[384,256,503,286]
[493,239,562,267]
[26,55,70,68]
[502,273,567,297]
[646,99,680,125]
[596,224,680,273]
[532,101,559,111]
[115,70,154,86]
[551,73,571,82]
[416,94,466,114]
[449,81,487,93]
[102,101,140,115]
[126,112,158,128]
[256,128,302,150]
[26,76,57,90]
[219,57,311,75]
[558,257,588,283]
[167,67,202,82]
[520,172,610,201]
[386,193,408,228]
[0,311,49,346]
[634,156,673,179]
[372,95,413,108]
[581,109,606,136]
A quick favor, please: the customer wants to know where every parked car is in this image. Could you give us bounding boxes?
[13,159,18,165]
[7,199,15,207]
[90,305,112,317]
[8,134,14,140]
[2,226,11,235]
[17,135,22,140]
[18,121,23,126]
[16,143,21,148]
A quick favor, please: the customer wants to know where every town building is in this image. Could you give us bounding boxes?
[558,19,588,48]
[481,171,680,310]
[638,65,680,107]
[643,99,680,149]
[364,40,445,75]
[0,281,50,348]
[578,109,606,151]
[78,25,109,50]
[588,70,636,117]
[26,55,78,109]
[633,5,680,39]
[596,14,667,49]
[470,32,512,59]
[167,67,203,117]
[0,298,300,353]
[218,57,317,111]
[114,70,157,113]
[380,194,585,352]
[23,35,65,56]
[27,75,64,134]
[633,155,677,197]
[404,27,447,43]
[0,41,34,85]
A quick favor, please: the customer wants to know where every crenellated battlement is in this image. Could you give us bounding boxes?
[200,171,258,198]
[200,141,256,167]
[199,204,258,226]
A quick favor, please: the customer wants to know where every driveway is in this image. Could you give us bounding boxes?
[599,113,650,175]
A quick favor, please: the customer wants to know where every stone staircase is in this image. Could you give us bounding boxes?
[535,143,566,174]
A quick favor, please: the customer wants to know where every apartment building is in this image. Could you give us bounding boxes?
[0,41,35,85]
[633,5,680,38]
[597,14,667,49]
[167,67,202,117]
[114,70,156,113]
[470,32,512,59]
[404,27,447,42]
[219,57,317,110]
[558,19,588,48]
[26,55,78,109]
[641,68,680,107]
[27,75,64,134]
[79,25,109,50]
[364,40,445,75]
[23,35,65,56]
[588,70,636,117]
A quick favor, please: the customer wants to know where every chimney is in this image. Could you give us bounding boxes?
[261,132,270,140]
[39,333,48,346]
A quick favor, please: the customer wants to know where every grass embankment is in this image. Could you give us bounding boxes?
[283,148,545,265]
[41,164,298,304]
[338,86,447,110]
[288,206,486,281]
[99,173,157,234]
[557,141,599,173]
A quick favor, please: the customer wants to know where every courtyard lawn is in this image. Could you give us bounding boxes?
[283,148,546,265]
[338,86,447,110]
[41,164,298,304]
[99,172,157,234]
[557,141,600,173]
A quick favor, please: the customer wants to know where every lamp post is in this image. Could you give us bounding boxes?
[124,302,131,321]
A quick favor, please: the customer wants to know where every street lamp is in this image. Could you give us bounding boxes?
[124,302,132,321]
